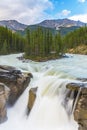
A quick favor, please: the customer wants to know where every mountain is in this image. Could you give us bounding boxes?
[0,18,86,35]
[0,20,28,31]
[38,18,86,29]
[19,25,80,36]
[18,25,58,36]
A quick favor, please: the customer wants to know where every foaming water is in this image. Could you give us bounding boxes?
[27,78,77,130]
[0,53,87,130]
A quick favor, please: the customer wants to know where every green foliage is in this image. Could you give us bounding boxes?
[0,26,25,55]
[25,26,87,60]
[24,27,63,60]
[1,25,87,61]
[63,26,87,50]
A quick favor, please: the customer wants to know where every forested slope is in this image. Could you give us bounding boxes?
[0,25,87,60]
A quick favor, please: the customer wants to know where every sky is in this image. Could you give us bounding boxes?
[0,0,87,25]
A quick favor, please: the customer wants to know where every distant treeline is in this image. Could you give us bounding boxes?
[25,27,63,60]
[0,26,25,55]
[63,26,87,50]
[0,26,87,60]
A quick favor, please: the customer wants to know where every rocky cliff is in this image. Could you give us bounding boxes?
[0,65,32,123]
[67,82,87,130]
[0,65,33,105]
[0,83,10,123]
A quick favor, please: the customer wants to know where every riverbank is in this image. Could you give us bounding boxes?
[21,45,87,62]
[67,44,87,55]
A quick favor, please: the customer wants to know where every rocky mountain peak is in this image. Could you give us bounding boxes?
[0,20,28,31]
[38,18,86,29]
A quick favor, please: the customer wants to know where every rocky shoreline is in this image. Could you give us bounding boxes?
[67,45,87,55]
[17,53,69,62]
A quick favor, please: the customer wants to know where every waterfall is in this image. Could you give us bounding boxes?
[27,78,78,130]
[72,87,82,114]
[1,53,87,130]
[0,77,78,130]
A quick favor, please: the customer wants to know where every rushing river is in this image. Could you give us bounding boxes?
[0,53,87,130]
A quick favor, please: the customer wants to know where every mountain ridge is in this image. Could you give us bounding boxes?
[0,20,27,31]
[0,18,86,33]
[38,18,86,30]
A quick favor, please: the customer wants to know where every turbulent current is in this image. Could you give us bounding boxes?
[0,53,87,130]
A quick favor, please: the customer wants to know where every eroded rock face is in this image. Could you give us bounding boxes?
[0,65,33,105]
[28,88,37,113]
[66,82,87,130]
[0,83,10,123]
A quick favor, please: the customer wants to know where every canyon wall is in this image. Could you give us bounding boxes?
[0,65,32,123]
[67,82,87,130]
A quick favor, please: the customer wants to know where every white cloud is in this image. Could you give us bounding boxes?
[0,0,53,24]
[61,10,71,16]
[78,0,86,3]
[55,9,71,18]
[69,14,87,23]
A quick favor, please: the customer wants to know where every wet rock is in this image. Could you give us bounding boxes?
[77,78,87,82]
[0,65,33,105]
[27,87,37,113]
[66,82,87,130]
[0,65,16,72]
[66,82,84,91]
[17,55,32,63]
[0,83,10,123]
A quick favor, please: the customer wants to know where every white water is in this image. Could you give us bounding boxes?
[72,87,82,114]
[0,53,87,130]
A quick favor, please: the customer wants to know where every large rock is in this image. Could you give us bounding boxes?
[0,65,33,105]
[27,87,37,113]
[0,83,10,123]
[66,82,87,130]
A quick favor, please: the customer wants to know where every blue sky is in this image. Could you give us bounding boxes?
[49,0,87,19]
[0,0,87,24]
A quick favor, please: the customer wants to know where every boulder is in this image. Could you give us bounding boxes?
[0,65,33,105]
[66,82,87,130]
[77,78,87,82]
[0,83,10,123]
[27,87,37,113]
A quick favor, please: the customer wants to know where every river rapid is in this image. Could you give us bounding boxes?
[0,53,87,130]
